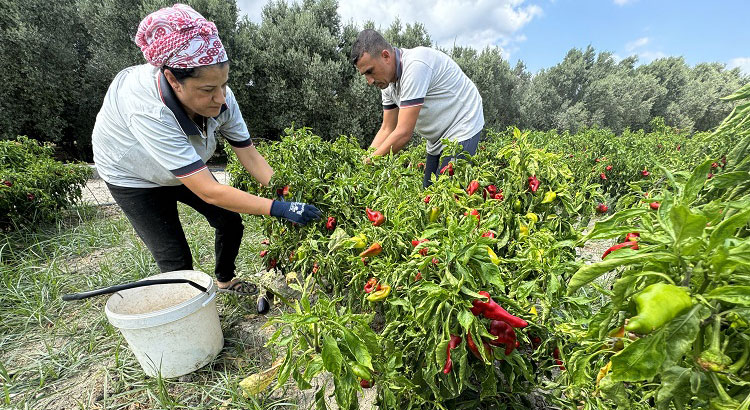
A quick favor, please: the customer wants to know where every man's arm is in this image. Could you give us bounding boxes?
[370,108,399,149]
[372,106,421,156]
[231,144,273,186]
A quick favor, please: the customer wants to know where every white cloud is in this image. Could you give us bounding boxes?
[728,57,750,75]
[625,37,649,52]
[235,0,542,52]
[635,51,667,63]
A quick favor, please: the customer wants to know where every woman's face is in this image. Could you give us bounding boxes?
[167,63,229,119]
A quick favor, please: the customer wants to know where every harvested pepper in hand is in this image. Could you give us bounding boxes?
[528,175,540,193]
[325,216,336,230]
[471,291,528,328]
[359,243,382,258]
[625,283,692,334]
[601,241,639,259]
[442,334,463,374]
[467,180,480,196]
[365,208,385,226]
[541,191,557,204]
[366,284,391,302]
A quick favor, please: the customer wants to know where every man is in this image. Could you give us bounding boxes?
[350,29,484,187]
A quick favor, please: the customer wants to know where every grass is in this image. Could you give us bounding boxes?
[0,204,305,409]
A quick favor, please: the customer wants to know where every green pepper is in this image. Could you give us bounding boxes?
[350,233,367,249]
[429,207,440,223]
[698,315,733,372]
[625,283,692,334]
[350,363,372,381]
[541,191,557,204]
[525,212,538,224]
[513,199,522,212]
[486,247,500,265]
[366,285,391,302]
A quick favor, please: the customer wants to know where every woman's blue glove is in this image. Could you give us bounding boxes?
[270,200,323,225]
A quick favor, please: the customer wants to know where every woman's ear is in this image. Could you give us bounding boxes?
[163,69,183,93]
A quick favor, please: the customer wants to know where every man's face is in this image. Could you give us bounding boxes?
[355,50,395,89]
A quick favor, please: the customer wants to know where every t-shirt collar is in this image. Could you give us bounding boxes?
[157,71,228,137]
[394,47,402,82]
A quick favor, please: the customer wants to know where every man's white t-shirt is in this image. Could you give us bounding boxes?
[92,64,253,188]
[381,47,484,155]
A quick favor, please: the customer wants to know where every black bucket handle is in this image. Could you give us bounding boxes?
[62,279,208,301]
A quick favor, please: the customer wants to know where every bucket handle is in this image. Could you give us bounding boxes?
[62,279,208,302]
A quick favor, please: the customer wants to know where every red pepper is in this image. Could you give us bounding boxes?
[531,336,542,349]
[466,333,491,360]
[471,291,528,328]
[493,193,504,201]
[601,241,639,260]
[365,208,385,226]
[595,158,601,163]
[467,180,480,196]
[276,185,290,197]
[677,144,681,152]
[359,243,382,257]
[488,320,517,355]
[411,238,428,247]
[268,258,277,269]
[481,231,495,238]
[596,203,608,213]
[443,334,463,374]
[464,209,480,224]
[414,271,422,281]
[721,155,727,166]
[259,250,269,257]
[707,173,714,179]
[641,169,650,177]
[260,239,270,246]
[423,195,431,203]
[360,379,373,388]
[606,165,613,171]
[650,202,660,210]
[485,185,498,196]
[711,162,718,169]
[432,257,439,265]
[312,262,319,274]
[624,232,640,242]
[600,173,607,180]
[325,216,336,230]
[417,162,425,170]
[528,175,540,193]
[364,277,378,293]
[440,162,454,176]
[553,347,565,370]
[361,257,368,266]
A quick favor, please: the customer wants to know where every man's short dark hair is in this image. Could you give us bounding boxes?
[350,29,393,66]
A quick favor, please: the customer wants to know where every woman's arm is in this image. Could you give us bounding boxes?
[231,145,273,186]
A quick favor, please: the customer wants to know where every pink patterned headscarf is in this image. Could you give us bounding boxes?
[135,4,228,68]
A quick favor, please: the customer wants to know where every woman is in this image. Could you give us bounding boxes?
[92,4,321,311]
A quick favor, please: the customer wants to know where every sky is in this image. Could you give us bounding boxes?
[234,0,750,75]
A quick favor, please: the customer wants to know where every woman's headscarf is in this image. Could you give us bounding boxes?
[135,3,228,68]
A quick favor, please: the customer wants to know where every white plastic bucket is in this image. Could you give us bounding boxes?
[105,270,223,378]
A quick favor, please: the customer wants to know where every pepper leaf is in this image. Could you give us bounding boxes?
[706,286,750,306]
[321,333,343,376]
[669,205,707,248]
[681,159,713,204]
[567,252,678,295]
[611,331,667,382]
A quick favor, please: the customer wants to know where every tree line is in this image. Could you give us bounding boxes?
[1,0,745,160]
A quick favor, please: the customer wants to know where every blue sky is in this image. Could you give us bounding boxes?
[235,0,750,74]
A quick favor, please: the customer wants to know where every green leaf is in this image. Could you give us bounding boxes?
[669,205,707,248]
[656,366,692,410]
[341,328,373,371]
[662,307,702,368]
[709,171,750,189]
[708,206,750,251]
[321,333,343,376]
[582,208,649,241]
[611,331,666,382]
[706,286,750,306]
[567,252,678,295]
[681,159,713,204]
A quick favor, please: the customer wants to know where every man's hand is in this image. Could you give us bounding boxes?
[270,200,323,225]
